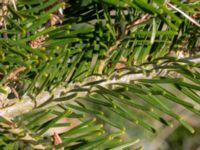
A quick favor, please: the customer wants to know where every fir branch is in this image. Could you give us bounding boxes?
[0,56,199,119]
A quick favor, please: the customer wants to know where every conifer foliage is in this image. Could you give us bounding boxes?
[0,0,200,149]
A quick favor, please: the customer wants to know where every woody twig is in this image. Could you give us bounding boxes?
[98,13,151,73]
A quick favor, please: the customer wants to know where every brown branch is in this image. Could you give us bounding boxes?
[125,13,151,33]
[98,13,151,74]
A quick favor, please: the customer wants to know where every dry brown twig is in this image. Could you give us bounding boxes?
[98,13,151,73]
[108,13,150,55]
[125,13,151,33]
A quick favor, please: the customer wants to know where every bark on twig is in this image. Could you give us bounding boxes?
[0,57,199,119]
[98,13,151,74]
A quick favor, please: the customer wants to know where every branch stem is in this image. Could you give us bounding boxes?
[0,56,199,119]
